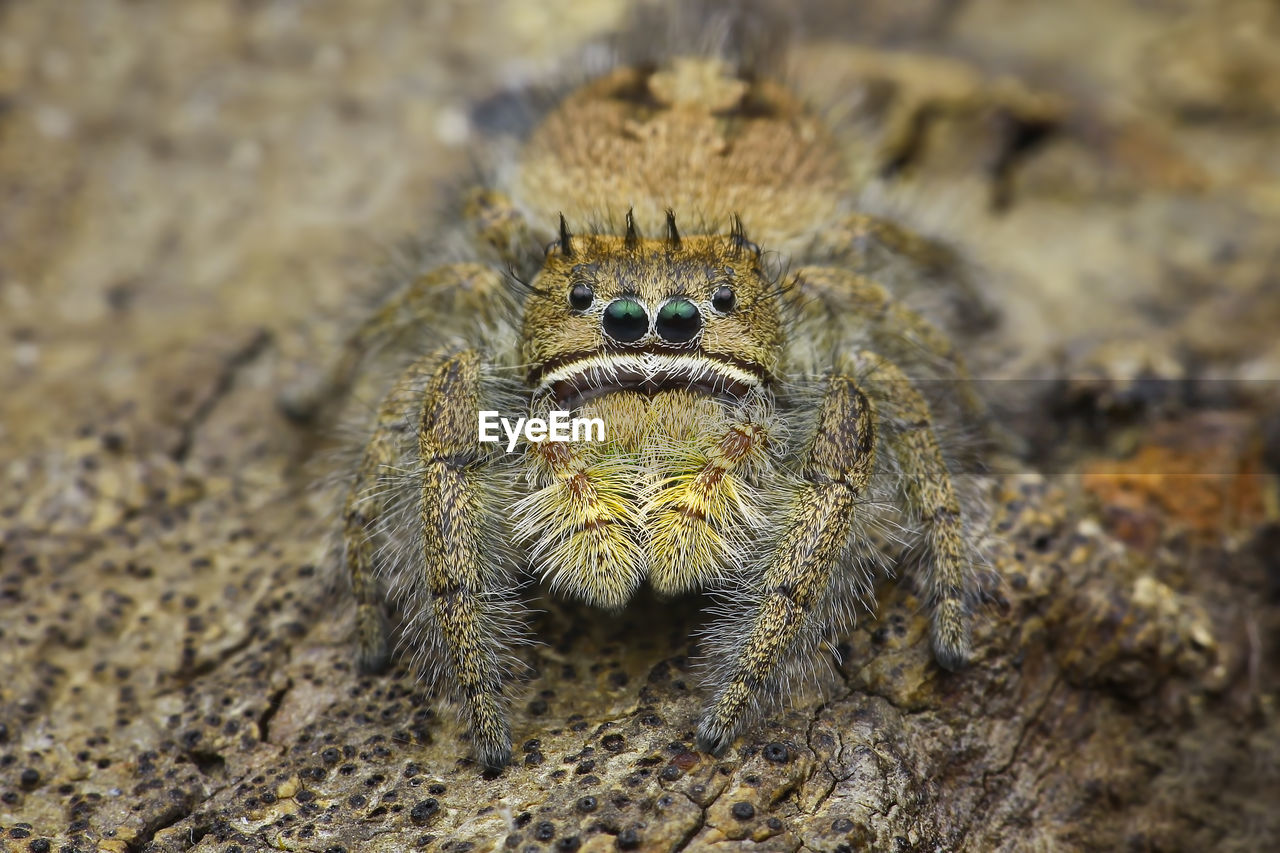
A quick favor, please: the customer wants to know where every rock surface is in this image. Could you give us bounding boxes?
[1,2,1277,851]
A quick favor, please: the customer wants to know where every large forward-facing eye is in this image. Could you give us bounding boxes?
[656,298,702,343]
[603,297,649,342]
[568,283,594,311]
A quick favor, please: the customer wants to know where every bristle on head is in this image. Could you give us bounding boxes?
[665,208,681,249]
[625,208,640,250]
[558,213,574,258]
[729,213,760,257]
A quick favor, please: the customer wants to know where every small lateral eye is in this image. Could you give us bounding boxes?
[568,283,594,311]
[711,285,736,313]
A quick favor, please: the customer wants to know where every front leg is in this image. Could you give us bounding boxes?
[341,348,450,674]
[696,373,877,756]
[415,350,516,770]
[341,348,517,769]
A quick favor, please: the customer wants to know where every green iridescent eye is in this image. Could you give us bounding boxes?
[655,298,702,343]
[603,297,649,342]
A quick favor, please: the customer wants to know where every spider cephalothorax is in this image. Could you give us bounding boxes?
[523,213,782,408]
[287,50,989,770]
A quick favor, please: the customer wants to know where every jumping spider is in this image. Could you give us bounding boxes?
[285,54,989,770]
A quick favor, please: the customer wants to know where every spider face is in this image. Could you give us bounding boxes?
[521,225,782,408]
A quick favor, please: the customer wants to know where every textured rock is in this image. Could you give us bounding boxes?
[1,2,1277,852]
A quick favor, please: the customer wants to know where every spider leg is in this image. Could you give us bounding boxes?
[414,350,514,770]
[281,189,534,425]
[696,371,876,756]
[806,212,996,332]
[854,350,977,672]
[463,188,538,270]
[343,349,516,770]
[341,348,450,674]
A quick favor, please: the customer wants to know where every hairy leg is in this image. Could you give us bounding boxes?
[808,212,996,332]
[854,350,977,671]
[341,349,449,674]
[415,350,514,769]
[697,373,876,756]
[463,188,538,270]
[342,348,515,768]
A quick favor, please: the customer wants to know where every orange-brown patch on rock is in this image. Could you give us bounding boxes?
[1083,412,1273,549]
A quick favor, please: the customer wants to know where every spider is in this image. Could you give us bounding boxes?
[283,53,989,770]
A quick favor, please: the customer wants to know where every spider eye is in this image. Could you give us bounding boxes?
[711,286,736,314]
[568,283,594,311]
[603,297,649,342]
[656,298,702,344]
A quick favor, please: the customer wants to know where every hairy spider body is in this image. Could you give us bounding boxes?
[286,51,989,770]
